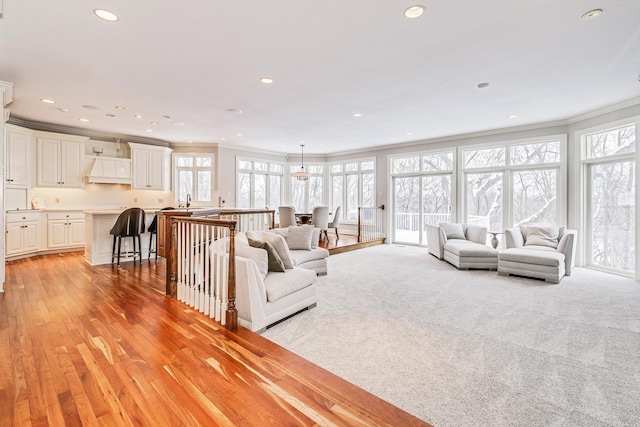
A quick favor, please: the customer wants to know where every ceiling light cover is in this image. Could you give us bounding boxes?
[477,82,490,88]
[294,144,311,180]
[353,112,362,117]
[41,98,55,104]
[94,9,118,22]
[404,5,425,18]
[582,9,603,19]
[260,77,274,84]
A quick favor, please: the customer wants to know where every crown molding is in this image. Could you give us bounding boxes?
[7,116,170,147]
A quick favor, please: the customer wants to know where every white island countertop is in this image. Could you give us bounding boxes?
[84,209,159,266]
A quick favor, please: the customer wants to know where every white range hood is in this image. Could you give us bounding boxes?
[87,158,132,184]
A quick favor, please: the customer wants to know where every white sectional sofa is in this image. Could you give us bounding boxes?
[426,223,498,270]
[217,228,328,333]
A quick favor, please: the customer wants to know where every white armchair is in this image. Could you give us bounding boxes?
[278,205,297,228]
[426,223,498,270]
[498,224,577,283]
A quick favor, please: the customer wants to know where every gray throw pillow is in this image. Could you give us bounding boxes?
[248,238,286,272]
[439,223,466,240]
[287,225,313,250]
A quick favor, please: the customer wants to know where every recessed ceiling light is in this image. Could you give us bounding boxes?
[106,114,115,117]
[406,132,413,136]
[93,9,118,22]
[162,115,171,119]
[150,121,158,125]
[41,98,55,104]
[260,77,274,84]
[115,106,125,110]
[79,118,89,122]
[220,137,226,141]
[582,9,603,19]
[353,113,362,117]
[281,144,287,147]
[226,108,243,114]
[235,133,243,137]
[172,121,185,126]
[477,82,490,88]
[58,108,69,113]
[508,115,519,119]
[145,129,153,132]
[134,114,142,119]
[82,105,99,110]
[404,5,425,19]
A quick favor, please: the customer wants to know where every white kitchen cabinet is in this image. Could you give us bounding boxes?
[5,211,42,257]
[36,132,88,188]
[47,212,85,249]
[130,143,171,190]
[4,124,33,188]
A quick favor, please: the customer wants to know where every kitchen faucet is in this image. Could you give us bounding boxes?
[186,193,191,208]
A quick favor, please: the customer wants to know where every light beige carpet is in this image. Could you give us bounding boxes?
[263,244,640,427]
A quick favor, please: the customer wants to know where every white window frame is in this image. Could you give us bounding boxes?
[237,157,284,210]
[389,150,455,244]
[459,135,567,234]
[578,117,639,279]
[329,157,376,223]
[173,153,214,207]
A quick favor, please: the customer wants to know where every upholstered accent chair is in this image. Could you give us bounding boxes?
[426,223,498,270]
[327,206,341,239]
[311,205,329,241]
[278,205,297,228]
[498,224,577,284]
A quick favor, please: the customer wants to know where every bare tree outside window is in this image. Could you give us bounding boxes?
[586,125,636,273]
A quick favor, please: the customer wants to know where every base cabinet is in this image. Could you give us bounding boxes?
[47,212,85,249]
[6,211,41,256]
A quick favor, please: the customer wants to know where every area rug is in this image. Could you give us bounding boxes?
[262,244,640,427]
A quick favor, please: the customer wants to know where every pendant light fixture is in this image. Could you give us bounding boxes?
[293,144,310,180]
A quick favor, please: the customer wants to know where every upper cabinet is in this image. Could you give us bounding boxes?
[4,124,33,188]
[36,132,89,188]
[129,142,172,190]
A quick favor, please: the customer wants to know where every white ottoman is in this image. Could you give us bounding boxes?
[498,248,565,283]
[443,240,499,270]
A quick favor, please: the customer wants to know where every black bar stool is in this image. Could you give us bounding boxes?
[110,207,145,266]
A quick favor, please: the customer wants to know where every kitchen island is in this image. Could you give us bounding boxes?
[84,209,157,266]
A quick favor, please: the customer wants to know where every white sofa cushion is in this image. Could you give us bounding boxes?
[439,223,466,240]
[264,267,316,302]
[524,225,560,249]
[235,242,269,279]
[444,241,498,258]
[287,225,313,250]
[499,248,565,267]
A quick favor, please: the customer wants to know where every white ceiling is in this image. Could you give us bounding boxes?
[1,0,639,155]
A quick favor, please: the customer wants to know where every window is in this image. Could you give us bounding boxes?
[582,123,636,276]
[237,159,283,209]
[290,164,324,213]
[174,154,213,205]
[461,138,563,237]
[391,152,453,244]
[329,158,375,221]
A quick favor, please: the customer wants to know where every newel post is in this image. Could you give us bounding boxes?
[226,223,238,330]
[167,218,177,298]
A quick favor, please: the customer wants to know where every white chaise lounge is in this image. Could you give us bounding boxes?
[426,223,498,270]
[498,224,577,284]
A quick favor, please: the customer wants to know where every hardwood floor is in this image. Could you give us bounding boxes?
[317,233,385,255]
[1,252,429,426]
